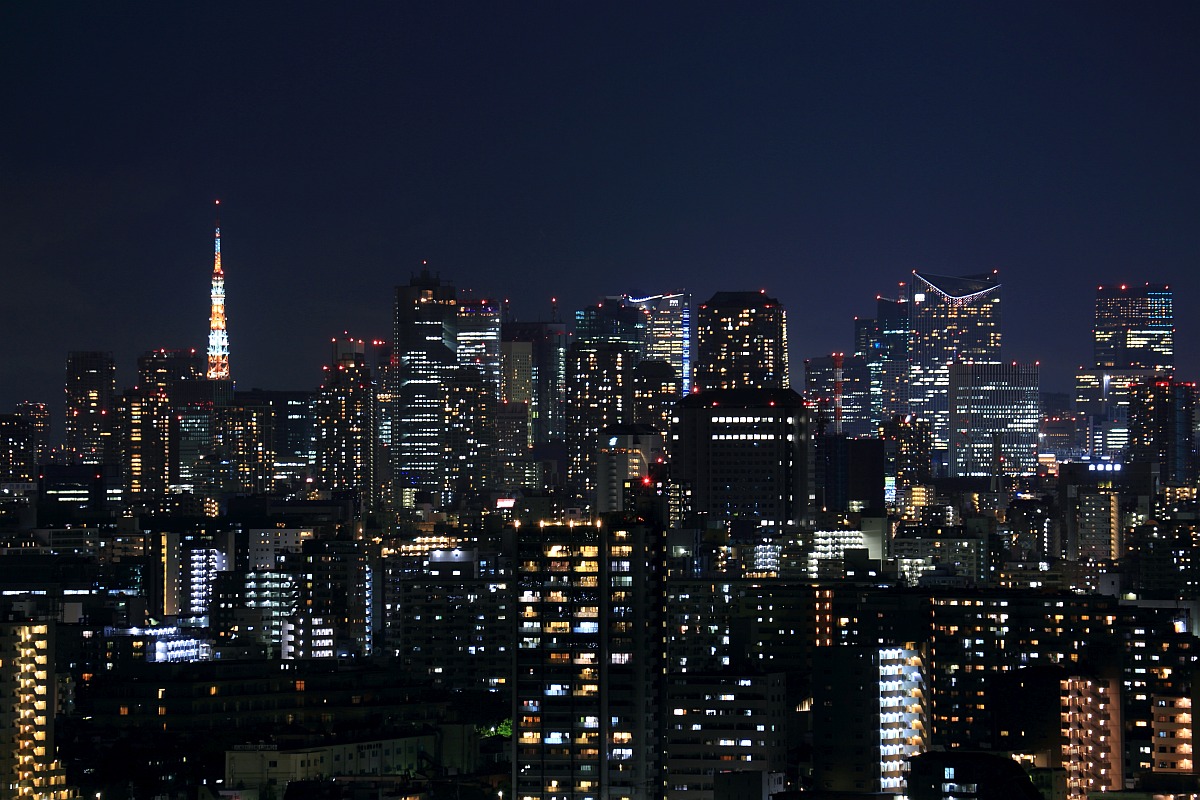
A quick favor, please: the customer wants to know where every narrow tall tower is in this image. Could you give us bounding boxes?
[207,200,230,381]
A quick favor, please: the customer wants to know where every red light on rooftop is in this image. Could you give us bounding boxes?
[641,476,652,486]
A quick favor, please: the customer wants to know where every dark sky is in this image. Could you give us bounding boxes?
[3,3,1198,412]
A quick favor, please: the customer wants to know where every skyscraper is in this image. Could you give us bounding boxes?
[1127,378,1196,486]
[513,520,665,800]
[457,297,502,394]
[947,361,1040,479]
[0,414,36,484]
[627,291,693,394]
[443,365,496,507]
[670,388,809,529]
[565,342,635,496]
[694,290,789,391]
[13,402,50,466]
[803,353,873,438]
[206,201,230,381]
[313,337,376,509]
[139,348,204,395]
[855,288,910,428]
[64,350,116,464]
[907,271,1002,458]
[501,320,568,446]
[1077,283,1175,458]
[0,621,71,797]
[392,269,458,506]
[1093,283,1174,371]
[575,297,647,356]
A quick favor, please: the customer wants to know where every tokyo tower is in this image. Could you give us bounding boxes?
[207,200,230,380]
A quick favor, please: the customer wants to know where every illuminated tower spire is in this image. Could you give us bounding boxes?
[207,200,230,380]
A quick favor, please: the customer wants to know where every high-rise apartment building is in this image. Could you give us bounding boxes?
[907,272,1001,458]
[444,366,497,507]
[665,672,787,800]
[64,350,117,465]
[0,415,36,484]
[313,337,376,509]
[947,361,1039,479]
[212,401,276,498]
[392,269,458,506]
[0,620,72,798]
[117,388,173,501]
[631,360,679,433]
[513,520,665,800]
[812,644,928,795]
[694,291,789,391]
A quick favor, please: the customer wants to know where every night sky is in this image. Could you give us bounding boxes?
[3,3,1198,412]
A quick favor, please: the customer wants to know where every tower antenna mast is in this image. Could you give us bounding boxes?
[206,200,230,380]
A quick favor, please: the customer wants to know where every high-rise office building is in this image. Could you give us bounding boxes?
[907,271,1001,458]
[596,425,665,514]
[457,298,502,394]
[501,321,568,446]
[1094,283,1174,371]
[138,348,204,395]
[13,402,50,467]
[1127,378,1196,486]
[392,269,458,506]
[1076,283,1176,459]
[694,291,789,391]
[313,337,376,509]
[855,289,911,428]
[233,389,316,492]
[565,342,635,497]
[670,388,809,529]
[575,297,648,357]
[513,520,665,800]
[64,350,117,465]
[804,353,873,438]
[627,292,693,394]
[947,361,1039,479]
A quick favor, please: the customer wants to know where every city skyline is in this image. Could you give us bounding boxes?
[3,4,1198,407]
